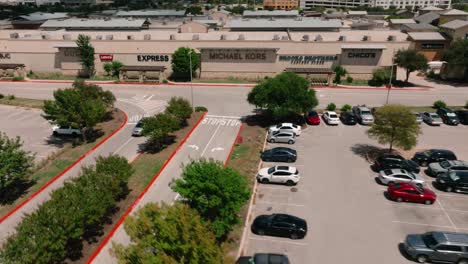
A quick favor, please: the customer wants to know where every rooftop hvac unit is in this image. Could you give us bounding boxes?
[281,36,289,40]
[96,35,103,40]
[192,34,199,40]
[273,34,280,40]
[362,35,370,41]
[315,35,323,41]
[170,34,176,40]
[220,34,227,40]
[302,35,309,41]
[338,35,346,41]
[238,34,245,40]
[144,34,151,40]
[387,35,395,41]
[9,33,19,39]
[63,34,71,40]
[105,35,113,40]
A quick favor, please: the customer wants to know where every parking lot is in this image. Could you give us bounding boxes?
[0,105,58,161]
[243,120,468,264]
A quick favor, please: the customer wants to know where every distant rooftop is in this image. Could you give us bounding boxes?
[227,18,342,31]
[242,10,299,17]
[440,19,468,29]
[389,18,416,24]
[15,12,68,21]
[115,10,185,17]
[407,32,446,41]
[421,6,443,11]
[347,11,367,15]
[40,18,148,30]
[402,23,437,30]
[414,12,440,24]
[442,9,468,16]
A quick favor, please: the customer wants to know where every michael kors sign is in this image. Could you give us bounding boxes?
[0,53,11,59]
[200,48,277,63]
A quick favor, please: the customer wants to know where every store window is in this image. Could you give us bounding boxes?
[421,43,445,49]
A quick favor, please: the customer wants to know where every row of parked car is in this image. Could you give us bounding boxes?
[370,149,468,263]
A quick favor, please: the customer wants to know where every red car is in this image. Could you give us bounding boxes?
[305,111,320,125]
[387,182,436,205]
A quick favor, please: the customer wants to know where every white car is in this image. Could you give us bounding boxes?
[52,125,81,136]
[132,120,144,136]
[268,123,301,136]
[323,111,340,125]
[257,165,300,186]
[378,169,425,185]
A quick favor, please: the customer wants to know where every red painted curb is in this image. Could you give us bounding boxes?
[313,86,430,91]
[86,111,207,264]
[0,110,128,224]
[224,123,244,167]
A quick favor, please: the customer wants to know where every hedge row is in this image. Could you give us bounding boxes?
[0,155,133,264]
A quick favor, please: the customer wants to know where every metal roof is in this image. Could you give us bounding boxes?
[421,6,443,11]
[227,19,342,29]
[16,12,68,21]
[40,18,148,29]
[389,19,416,24]
[440,19,468,29]
[115,10,185,17]
[414,12,440,24]
[347,11,367,15]
[341,44,386,49]
[243,10,299,17]
[442,9,468,16]
[407,32,446,41]
[402,23,437,30]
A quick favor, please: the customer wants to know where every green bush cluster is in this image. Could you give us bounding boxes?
[433,100,447,109]
[12,76,24,81]
[7,95,15,100]
[195,106,208,112]
[0,94,4,99]
[340,104,352,112]
[326,103,337,111]
[0,155,132,264]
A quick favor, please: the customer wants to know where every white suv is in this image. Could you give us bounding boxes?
[257,166,300,186]
[268,123,301,136]
[52,125,81,136]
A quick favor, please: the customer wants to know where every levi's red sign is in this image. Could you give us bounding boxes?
[99,54,113,62]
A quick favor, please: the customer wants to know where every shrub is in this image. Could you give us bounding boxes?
[340,104,352,112]
[7,95,15,100]
[162,79,168,84]
[165,97,193,121]
[465,101,468,109]
[433,100,447,109]
[103,62,112,76]
[326,103,336,111]
[12,76,24,81]
[346,76,353,83]
[195,106,208,112]
[371,68,392,85]
[0,94,4,99]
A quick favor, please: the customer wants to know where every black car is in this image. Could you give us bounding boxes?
[236,253,290,264]
[455,110,468,125]
[261,147,297,162]
[251,214,307,239]
[374,153,420,173]
[436,108,460,125]
[412,149,457,167]
[436,170,468,193]
[340,111,357,125]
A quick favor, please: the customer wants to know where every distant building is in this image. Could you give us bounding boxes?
[347,10,367,19]
[418,6,444,15]
[263,0,299,11]
[439,9,468,25]
[414,12,440,25]
[407,32,449,61]
[12,12,68,29]
[400,23,438,33]
[40,18,150,31]
[115,10,186,19]
[226,18,342,31]
[300,0,450,10]
[60,0,113,5]
[440,19,468,40]
[388,18,416,30]
[178,21,209,33]
[242,10,299,18]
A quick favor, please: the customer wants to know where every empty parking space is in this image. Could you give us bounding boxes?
[244,121,468,264]
[0,105,58,161]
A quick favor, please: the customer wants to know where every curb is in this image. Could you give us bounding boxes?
[0,110,129,224]
[86,111,207,264]
[224,123,244,167]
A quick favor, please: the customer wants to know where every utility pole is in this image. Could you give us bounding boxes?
[189,51,194,110]
[386,63,396,105]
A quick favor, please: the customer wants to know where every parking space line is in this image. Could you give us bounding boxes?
[248,236,309,246]
[257,186,293,191]
[255,201,305,207]
[392,220,468,231]
[423,183,460,231]
[113,137,134,154]
[384,202,468,214]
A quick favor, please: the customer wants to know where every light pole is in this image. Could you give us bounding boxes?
[189,50,194,110]
[386,63,397,105]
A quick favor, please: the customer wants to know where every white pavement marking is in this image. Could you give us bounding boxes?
[256,201,305,207]
[392,220,468,231]
[114,137,134,154]
[206,114,242,119]
[211,147,224,152]
[145,94,154,102]
[385,202,468,214]
[187,144,199,151]
[200,124,222,157]
[424,183,459,231]
[248,236,309,246]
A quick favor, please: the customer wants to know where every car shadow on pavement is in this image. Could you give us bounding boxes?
[350,144,399,163]
[398,243,414,261]
[374,177,386,186]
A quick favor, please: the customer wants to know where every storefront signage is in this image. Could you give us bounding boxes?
[137,55,170,62]
[64,49,80,57]
[0,53,11,59]
[279,55,337,65]
[209,52,267,61]
[348,52,376,58]
[200,48,276,63]
[99,54,113,62]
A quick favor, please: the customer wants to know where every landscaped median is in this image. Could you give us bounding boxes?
[0,95,44,109]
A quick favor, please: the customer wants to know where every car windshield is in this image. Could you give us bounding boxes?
[440,161,451,168]
[447,113,457,117]
[422,233,438,248]
[430,113,440,118]
[276,124,282,128]
[414,184,425,193]
[136,122,143,128]
[361,110,371,115]
[448,171,460,181]
[330,114,338,118]
[268,167,275,174]
[308,111,317,116]
[422,151,432,157]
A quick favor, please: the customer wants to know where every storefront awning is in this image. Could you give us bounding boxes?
[120,66,166,71]
[341,45,386,50]
[53,43,78,48]
[0,63,25,69]
[285,68,333,74]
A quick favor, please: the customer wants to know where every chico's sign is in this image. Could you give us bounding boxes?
[99,54,114,62]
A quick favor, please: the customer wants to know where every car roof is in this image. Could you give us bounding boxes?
[308,110,318,115]
[254,253,289,264]
[280,123,294,126]
[432,232,468,246]
[275,166,296,172]
[440,108,454,112]
[388,168,411,175]
[325,111,337,115]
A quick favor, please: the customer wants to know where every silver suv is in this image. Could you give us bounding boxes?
[428,160,468,176]
[267,131,295,144]
[352,105,374,125]
[403,231,468,264]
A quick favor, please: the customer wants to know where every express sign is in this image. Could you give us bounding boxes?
[99,54,114,62]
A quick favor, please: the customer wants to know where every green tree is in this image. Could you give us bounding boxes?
[371,68,393,85]
[142,112,181,151]
[114,202,223,264]
[103,62,112,76]
[165,96,193,122]
[443,39,468,78]
[332,65,347,84]
[76,34,95,77]
[247,72,318,119]
[42,81,115,141]
[367,105,421,151]
[111,61,124,77]
[185,6,203,15]
[171,47,199,81]
[394,49,428,83]
[0,133,34,201]
[173,160,250,239]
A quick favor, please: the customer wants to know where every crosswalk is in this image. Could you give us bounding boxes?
[118,94,167,124]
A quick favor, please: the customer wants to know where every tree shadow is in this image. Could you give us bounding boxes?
[350,143,400,163]
[0,179,36,205]
[138,135,176,154]
[244,111,305,128]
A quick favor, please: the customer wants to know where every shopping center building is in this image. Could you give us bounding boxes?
[0,24,411,83]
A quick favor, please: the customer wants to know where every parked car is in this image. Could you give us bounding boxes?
[323,111,340,125]
[236,253,290,264]
[437,108,460,126]
[251,214,307,239]
[412,149,457,167]
[387,182,436,205]
[340,111,357,125]
[427,160,468,176]
[352,105,374,125]
[378,169,425,185]
[257,166,300,186]
[413,112,423,124]
[261,147,297,163]
[422,112,443,126]
[374,153,420,173]
[52,125,81,136]
[403,231,468,264]
[268,123,301,136]
[455,110,468,125]
[267,131,295,144]
[304,110,320,125]
[132,120,144,136]
[436,170,468,193]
